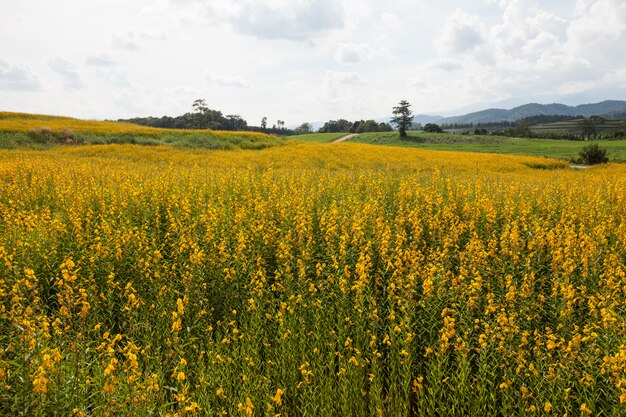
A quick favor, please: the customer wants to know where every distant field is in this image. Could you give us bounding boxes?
[0,112,281,150]
[532,119,625,136]
[350,131,626,162]
[289,132,348,143]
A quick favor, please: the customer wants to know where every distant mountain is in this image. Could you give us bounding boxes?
[413,114,444,125]
[375,114,443,126]
[435,100,626,125]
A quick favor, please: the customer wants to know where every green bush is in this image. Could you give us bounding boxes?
[579,143,608,165]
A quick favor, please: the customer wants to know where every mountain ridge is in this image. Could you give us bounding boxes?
[431,100,626,125]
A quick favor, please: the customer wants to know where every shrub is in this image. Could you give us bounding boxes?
[27,127,77,144]
[423,123,443,133]
[579,143,608,165]
[60,128,75,143]
[28,127,53,143]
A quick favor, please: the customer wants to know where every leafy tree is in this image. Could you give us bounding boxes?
[225,115,247,131]
[349,119,392,133]
[192,98,209,114]
[261,117,267,129]
[378,122,393,132]
[423,123,443,133]
[391,100,413,137]
[578,116,605,140]
[319,119,352,133]
[294,123,313,135]
[510,120,531,138]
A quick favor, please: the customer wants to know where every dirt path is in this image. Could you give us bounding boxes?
[331,134,359,143]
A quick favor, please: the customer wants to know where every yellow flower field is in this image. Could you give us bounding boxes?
[0,111,272,139]
[1,143,625,415]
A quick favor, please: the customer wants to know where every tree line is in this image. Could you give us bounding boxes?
[318,119,393,134]
[440,115,583,131]
[119,99,296,135]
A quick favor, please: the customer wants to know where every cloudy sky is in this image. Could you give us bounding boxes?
[1,0,625,125]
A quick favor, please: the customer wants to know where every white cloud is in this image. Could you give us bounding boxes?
[326,71,365,86]
[175,0,344,41]
[112,30,167,52]
[435,9,487,54]
[113,32,140,51]
[1,0,625,123]
[570,0,626,41]
[430,59,462,72]
[207,74,252,89]
[335,43,372,64]
[312,70,366,108]
[104,69,134,88]
[86,54,117,67]
[48,57,83,90]
[0,60,42,91]
[416,0,626,113]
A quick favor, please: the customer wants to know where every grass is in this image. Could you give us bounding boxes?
[350,131,626,162]
[288,132,349,143]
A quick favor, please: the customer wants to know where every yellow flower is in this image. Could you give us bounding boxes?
[103,381,115,394]
[580,403,592,415]
[245,397,254,416]
[273,388,284,406]
[184,402,201,412]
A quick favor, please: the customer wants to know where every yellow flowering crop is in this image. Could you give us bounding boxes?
[0,111,272,139]
[0,142,625,415]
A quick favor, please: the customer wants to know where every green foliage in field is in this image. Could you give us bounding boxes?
[289,132,349,143]
[579,143,609,165]
[352,131,626,162]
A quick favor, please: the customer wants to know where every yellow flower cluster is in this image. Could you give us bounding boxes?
[0,142,625,415]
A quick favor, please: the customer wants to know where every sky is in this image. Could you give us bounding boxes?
[1,0,625,126]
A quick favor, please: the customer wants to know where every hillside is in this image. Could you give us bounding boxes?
[0,112,281,150]
[433,100,626,124]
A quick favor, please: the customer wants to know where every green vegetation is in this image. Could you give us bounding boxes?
[289,132,349,143]
[391,100,413,137]
[578,143,609,165]
[350,131,626,162]
[0,130,286,151]
[318,119,393,134]
[532,118,625,138]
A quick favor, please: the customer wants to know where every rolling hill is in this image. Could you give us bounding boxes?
[431,100,626,125]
